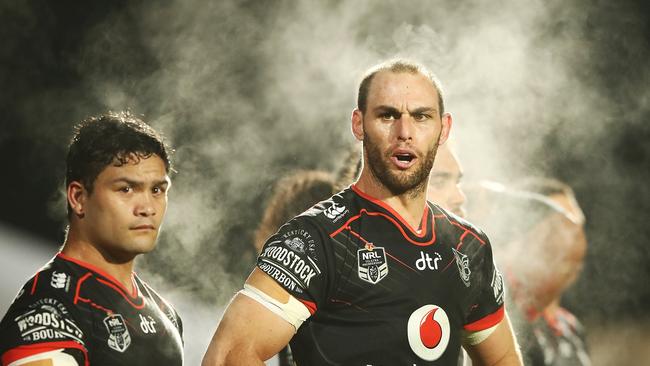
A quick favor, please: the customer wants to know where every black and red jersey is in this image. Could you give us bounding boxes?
[257,185,506,365]
[0,253,183,366]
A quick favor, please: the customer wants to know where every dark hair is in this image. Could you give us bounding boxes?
[357,59,445,116]
[66,111,173,195]
[254,170,336,253]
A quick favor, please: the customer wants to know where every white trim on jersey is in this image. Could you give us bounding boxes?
[8,348,80,366]
[239,284,311,331]
[461,323,499,346]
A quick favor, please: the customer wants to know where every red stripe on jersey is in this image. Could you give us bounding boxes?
[331,209,436,246]
[96,278,145,309]
[73,272,114,314]
[56,253,139,300]
[73,272,92,305]
[384,252,418,272]
[449,221,486,245]
[30,272,40,295]
[2,341,89,366]
[351,184,431,238]
[299,299,317,315]
[463,305,505,332]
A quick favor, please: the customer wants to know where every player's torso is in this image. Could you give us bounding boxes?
[532,311,591,366]
[1,255,183,365]
[292,188,481,365]
[75,272,183,364]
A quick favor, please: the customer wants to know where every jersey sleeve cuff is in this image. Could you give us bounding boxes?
[463,305,505,332]
[2,341,88,366]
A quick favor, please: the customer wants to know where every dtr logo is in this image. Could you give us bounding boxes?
[407,304,450,361]
[415,251,441,271]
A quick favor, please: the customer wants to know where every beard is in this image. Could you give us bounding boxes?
[364,131,438,198]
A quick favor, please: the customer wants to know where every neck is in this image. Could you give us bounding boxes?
[355,169,428,230]
[62,229,136,293]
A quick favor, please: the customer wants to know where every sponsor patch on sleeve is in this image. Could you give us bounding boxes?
[14,298,84,344]
[490,267,505,305]
[257,229,321,294]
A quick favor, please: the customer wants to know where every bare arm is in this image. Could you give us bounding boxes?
[464,314,523,366]
[201,269,297,366]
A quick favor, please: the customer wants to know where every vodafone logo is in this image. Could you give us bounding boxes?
[407,305,450,361]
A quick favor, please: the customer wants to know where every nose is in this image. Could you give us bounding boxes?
[134,193,156,217]
[395,115,414,141]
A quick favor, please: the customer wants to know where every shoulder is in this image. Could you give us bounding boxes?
[429,202,491,246]
[8,256,83,308]
[137,276,183,331]
[298,188,356,233]
[0,257,87,352]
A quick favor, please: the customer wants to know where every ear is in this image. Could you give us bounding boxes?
[67,181,87,218]
[351,108,364,141]
[437,112,453,145]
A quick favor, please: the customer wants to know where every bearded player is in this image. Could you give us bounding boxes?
[202,60,522,365]
[0,112,183,365]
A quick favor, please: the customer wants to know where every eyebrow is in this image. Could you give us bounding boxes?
[373,105,438,115]
[110,177,170,188]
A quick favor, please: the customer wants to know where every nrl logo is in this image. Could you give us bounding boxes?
[284,237,305,253]
[357,243,389,284]
[452,248,471,287]
[104,314,131,352]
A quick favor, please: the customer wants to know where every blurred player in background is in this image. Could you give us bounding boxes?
[0,112,183,366]
[427,143,466,218]
[467,179,591,366]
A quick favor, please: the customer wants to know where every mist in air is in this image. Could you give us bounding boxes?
[2,0,648,364]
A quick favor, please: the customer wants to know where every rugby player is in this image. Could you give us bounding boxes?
[202,60,522,365]
[0,112,183,365]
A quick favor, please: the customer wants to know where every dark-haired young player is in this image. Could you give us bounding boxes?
[0,112,183,365]
[203,60,522,365]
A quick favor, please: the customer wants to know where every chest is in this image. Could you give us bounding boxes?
[77,280,183,365]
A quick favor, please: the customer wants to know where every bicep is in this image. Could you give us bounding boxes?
[202,270,297,365]
[464,314,523,366]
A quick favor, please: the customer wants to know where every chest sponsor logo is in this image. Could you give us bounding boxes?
[323,202,347,221]
[14,298,84,344]
[452,248,471,287]
[104,314,131,352]
[259,245,321,292]
[491,267,505,305]
[50,271,70,291]
[416,251,442,271]
[407,304,451,361]
[357,244,388,284]
[139,314,157,334]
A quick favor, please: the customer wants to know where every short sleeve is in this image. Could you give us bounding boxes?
[463,235,506,332]
[256,217,329,314]
[0,278,88,365]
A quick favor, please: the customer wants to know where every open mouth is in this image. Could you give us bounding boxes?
[391,151,416,169]
[395,153,414,163]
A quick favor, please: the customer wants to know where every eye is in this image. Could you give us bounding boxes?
[413,113,431,122]
[379,112,396,121]
[152,186,166,195]
[119,186,132,193]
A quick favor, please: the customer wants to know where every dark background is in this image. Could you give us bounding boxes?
[1,0,649,362]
